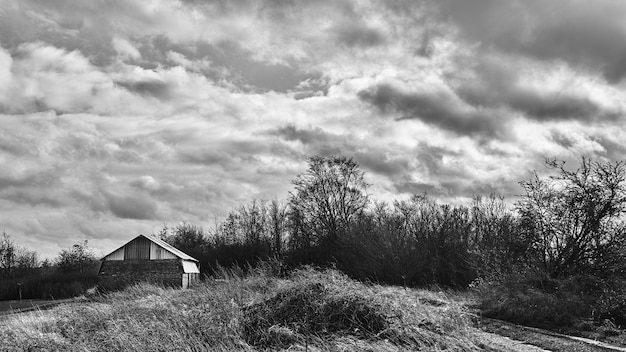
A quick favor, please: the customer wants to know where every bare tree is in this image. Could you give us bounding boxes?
[268,199,287,257]
[517,157,626,276]
[288,156,369,246]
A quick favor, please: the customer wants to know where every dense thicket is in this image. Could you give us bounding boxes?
[0,239,98,301]
[158,156,625,287]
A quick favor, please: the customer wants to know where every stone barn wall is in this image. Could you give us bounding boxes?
[98,259,182,290]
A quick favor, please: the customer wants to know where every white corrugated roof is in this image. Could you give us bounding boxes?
[101,234,199,262]
[143,235,199,262]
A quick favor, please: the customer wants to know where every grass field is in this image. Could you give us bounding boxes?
[4,267,625,351]
[0,267,493,351]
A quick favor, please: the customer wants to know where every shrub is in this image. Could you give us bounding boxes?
[472,270,626,328]
[241,278,389,348]
[0,269,98,301]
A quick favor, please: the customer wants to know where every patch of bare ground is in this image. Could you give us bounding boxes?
[472,330,550,352]
[478,317,626,352]
[0,298,79,316]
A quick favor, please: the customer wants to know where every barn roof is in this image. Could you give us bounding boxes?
[102,234,199,262]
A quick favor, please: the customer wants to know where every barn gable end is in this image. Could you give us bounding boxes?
[98,234,200,290]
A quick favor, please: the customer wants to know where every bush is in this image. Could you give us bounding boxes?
[0,267,99,301]
[472,270,626,329]
[241,276,389,348]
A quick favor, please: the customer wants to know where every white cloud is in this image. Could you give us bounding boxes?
[0,0,625,259]
[112,37,141,61]
[0,48,13,109]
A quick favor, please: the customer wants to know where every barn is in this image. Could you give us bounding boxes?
[98,234,200,289]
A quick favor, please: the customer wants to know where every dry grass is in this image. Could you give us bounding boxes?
[0,267,486,351]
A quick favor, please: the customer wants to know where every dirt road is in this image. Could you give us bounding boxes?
[0,298,76,316]
[477,317,626,352]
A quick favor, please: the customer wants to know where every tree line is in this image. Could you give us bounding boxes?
[160,156,625,286]
[2,154,625,327]
[0,236,98,300]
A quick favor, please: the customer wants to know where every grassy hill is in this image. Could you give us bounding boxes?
[0,267,490,351]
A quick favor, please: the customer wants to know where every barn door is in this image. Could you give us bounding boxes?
[182,274,189,289]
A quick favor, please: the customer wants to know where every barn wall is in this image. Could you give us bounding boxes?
[124,237,151,260]
[98,259,182,290]
[150,242,176,260]
[104,247,124,261]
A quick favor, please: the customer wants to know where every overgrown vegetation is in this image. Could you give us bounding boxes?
[473,158,626,330]
[157,155,626,331]
[0,268,485,351]
[3,154,626,334]
[0,239,98,301]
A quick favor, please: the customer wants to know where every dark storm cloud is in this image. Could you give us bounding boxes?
[550,131,575,150]
[269,124,356,158]
[116,79,174,100]
[358,82,501,137]
[452,59,620,123]
[270,125,411,177]
[104,191,159,220]
[334,22,385,48]
[271,125,333,145]
[507,91,603,121]
[414,142,461,176]
[438,0,626,83]
[353,152,409,177]
[459,83,606,122]
[592,134,626,161]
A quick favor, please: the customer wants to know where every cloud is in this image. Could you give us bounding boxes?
[333,22,386,47]
[438,0,626,83]
[353,152,409,177]
[451,56,623,123]
[0,48,13,107]
[0,42,115,114]
[104,191,159,220]
[358,80,502,137]
[1,0,626,260]
[116,78,173,100]
[271,125,334,145]
[112,37,142,61]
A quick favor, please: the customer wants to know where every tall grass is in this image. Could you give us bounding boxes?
[0,268,486,351]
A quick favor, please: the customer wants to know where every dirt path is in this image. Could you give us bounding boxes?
[474,330,551,352]
[0,298,76,316]
[478,317,626,352]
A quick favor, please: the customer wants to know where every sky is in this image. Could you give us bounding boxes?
[1,0,625,259]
